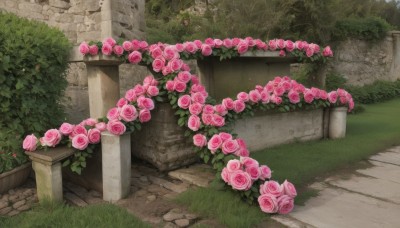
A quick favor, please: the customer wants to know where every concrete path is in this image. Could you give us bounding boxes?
[272,146,400,228]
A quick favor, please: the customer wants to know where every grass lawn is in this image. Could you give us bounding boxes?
[0,202,150,228]
[175,98,400,227]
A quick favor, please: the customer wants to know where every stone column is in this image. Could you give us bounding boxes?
[101,131,131,202]
[84,56,122,119]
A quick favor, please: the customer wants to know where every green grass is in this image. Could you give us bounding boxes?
[0,201,150,228]
[176,98,400,227]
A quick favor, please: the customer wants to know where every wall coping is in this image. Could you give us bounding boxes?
[25,147,75,166]
[69,46,123,65]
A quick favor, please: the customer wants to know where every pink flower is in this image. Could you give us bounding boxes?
[174,81,187,93]
[221,168,231,183]
[192,92,206,104]
[295,40,304,50]
[165,80,174,91]
[240,157,259,168]
[125,89,137,102]
[285,40,295,52]
[89,45,99,56]
[237,92,249,102]
[249,90,261,103]
[229,170,252,191]
[237,41,249,54]
[113,45,124,56]
[79,42,89,55]
[23,134,37,151]
[189,102,203,115]
[207,134,222,152]
[143,75,158,86]
[260,181,283,197]
[128,51,142,64]
[150,47,163,59]
[277,39,285,49]
[175,43,185,52]
[320,90,328,100]
[193,134,207,147]
[322,46,333,57]
[117,98,128,108]
[122,41,133,51]
[259,165,272,180]
[274,86,285,96]
[147,86,159,97]
[139,41,148,50]
[107,120,126,135]
[104,37,116,46]
[201,44,213,56]
[288,90,300,104]
[205,38,215,47]
[131,40,141,51]
[43,129,62,147]
[84,118,98,127]
[177,71,191,83]
[233,100,246,113]
[303,90,314,103]
[279,50,286,57]
[107,107,120,121]
[277,195,294,214]
[188,115,201,131]
[72,134,89,150]
[59,123,74,135]
[87,128,101,144]
[328,91,338,103]
[120,104,138,122]
[260,91,270,104]
[152,58,165,72]
[214,39,223,48]
[95,122,107,132]
[282,180,297,198]
[258,194,278,213]
[222,98,234,110]
[163,46,178,60]
[70,125,87,138]
[185,42,198,54]
[168,58,183,71]
[178,95,191,109]
[226,159,241,172]
[139,109,151,123]
[268,39,277,51]
[221,139,239,154]
[137,96,155,110]
[223,38,233,48]
[219,132,233,141]
[246,165,261,180]
[202,113,213,125]
[212,114,225,127]
[306,47,314,57]
[214,104,227,116]
[203,104,214,114]
[101,43,113,56]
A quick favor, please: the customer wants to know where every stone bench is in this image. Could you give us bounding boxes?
[25,147,75,202]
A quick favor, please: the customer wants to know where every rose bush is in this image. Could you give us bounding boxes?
[23,37,354,214]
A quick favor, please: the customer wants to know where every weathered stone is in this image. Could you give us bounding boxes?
[49,0,70,9]
[0,206,12,215]
[139,176,149,183]
[168,164,214,188]
[147,195,156,202]
[17,204,31,212]
[134,189,148,197]
[8,189,15,195]
[12,200,26,209]
[163,211,184,222]
[0,200,8,210]
[84,0,101,12]
[148,176,189,193]
[185,214,198,220]
[7,210,20,216]
[22,189,34,197]
[163,222,179,228]
[370,152,400,166]
[174,219,190,227]
[8,195,20,203]
[18,3,42,12]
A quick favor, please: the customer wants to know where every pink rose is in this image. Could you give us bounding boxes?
[236,148,250,157]
[221,168,231,183]
[237,41,249,54]
[185,42,198,54]
[137,96,154,110]
[72,134,89,150]
[174,81,187,93]
[219,132,233,141]
[203,104,214,114]
[260,91,270,104]
[165,80,174,91]
[59,123,74,135]
[223,38,233,48]
[295,40,304,50]
[277,39,285,49]
[95,122,107,132]
[147,86,159,97]
[214,104,227,116]
[177,71,191,83]
[175,43,185,52]
[117,98,128,108]
[89,45,98,56]
[274,86,285,96]
[249,90,261,103]
[143,75,158,86]
[193,134,207,147]
[23,134,38,151]
[189,102,203,115]
[237,92,249,102]
[306,47,314,57]
[139,41,148,50]
[104,37,116,46]
[131,40,140,51]
[288,90,300,104]
[221,139,239,154]
[107,120,126,135]
[150,47,163,59]
[152,58,165,72]
[233,100,246,113]
[70,125,87,139]
[178,95,191,109]
[191,92,206,104]
[191,75,199,84]
[79,42,89,55]
[322,46,333,57]
[113,45,124,56]
[188,115,201,131]
[207,134,222,152]
[43,129,62,147]
[120,104,138,122]
[328,91,338,103]
[163,46,178,60]
[303,90,314,103]
[260,180,283,197]
[168,58,183,72]
[134,85,145,96]
[320,90,328,100]
[259,165,272,180]
[128,51,142,64]
[240,157,259,168]
[245,165,261,180]
[201,44,213,56]
[229,170,252,191]
[201,113,213,125]
[125,89,137,102]
[107,107,120,121]
[84,118,98,127]
[214,39,223,48]
[279,50,286,57]
[87,128,101,144]
[222,98,234,110]
[277,195,294,214]
[101,43,113,56]
[282,180,297,198]
[258,194,278,214]
[349,99,355,111]
[285,40,295,52]
[268,39,277,51]
[122,41,133,51]
[226,159,241,172]
[212,114,225,127]
[205,38,215,47]
[194,40,203,48]
[139,109,151,123]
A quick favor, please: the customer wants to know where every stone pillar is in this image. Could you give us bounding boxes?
[84,56,122,119]
[101,131,131,202]
[329,107,348,139]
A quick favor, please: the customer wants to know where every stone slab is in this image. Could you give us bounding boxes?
[370,152,400,166]
[148,176,189,194]
[327,175,400,204]
[289,187,400,228]
[26,147,75,165]
[168,164,214,188]
[64,192,88,207]
[358,160,400,184]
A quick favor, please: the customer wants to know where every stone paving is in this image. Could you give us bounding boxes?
[0,179,38,217]
[272,146,400,228]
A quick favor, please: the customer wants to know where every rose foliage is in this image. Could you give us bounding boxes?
[23,37,354,214]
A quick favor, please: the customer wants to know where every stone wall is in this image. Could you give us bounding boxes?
[0,0,147,123]
[324,31,400,86]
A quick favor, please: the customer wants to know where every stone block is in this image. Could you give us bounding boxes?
[32,162,63,202]
[49,0,71,9]
[18,3,43,13]
[84,0,101,12]
[101,132,131,202]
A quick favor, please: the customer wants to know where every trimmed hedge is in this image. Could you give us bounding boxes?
[333,17,391,41]
[0,12,71,173]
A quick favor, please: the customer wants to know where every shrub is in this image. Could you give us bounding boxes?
[325,72,347,91]
[333,17,391,41]
[346,80,400,104]
[0,12,71,173]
